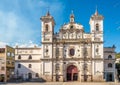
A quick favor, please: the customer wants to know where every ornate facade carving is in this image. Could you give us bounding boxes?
[40,10,105,82]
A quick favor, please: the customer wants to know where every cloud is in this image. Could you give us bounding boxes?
[14,40,40,48]
[0,11,36,43]
[0,41,8,48]
[0,0,64,47]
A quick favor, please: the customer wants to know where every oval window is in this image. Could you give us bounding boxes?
[69,48,75,56]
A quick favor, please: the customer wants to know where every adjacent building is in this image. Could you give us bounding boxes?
[104,46,116,81]
[0,45,15,82]
[15,46,41,81]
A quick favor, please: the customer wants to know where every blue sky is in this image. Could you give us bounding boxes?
[0,0,120,52]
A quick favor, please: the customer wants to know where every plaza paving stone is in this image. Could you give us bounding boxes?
[0,82,120,85]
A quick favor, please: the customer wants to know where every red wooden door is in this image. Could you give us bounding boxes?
[67,65,78,81]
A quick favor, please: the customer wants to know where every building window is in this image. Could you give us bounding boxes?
[46,49,48,52]
[0,48,5,53]
[108,55,112,59]
[56,63,60,70]
[18,55,21,59]
[108,63,112,68]
[96,23,99,31]
[18,64,21,68]
[45,24,49,32]
[1,67,5,70]
[35,73,39,77]
[70,25,73,29]
[7,61,10,64]
[29,55,32,59]
[7,52,11,57]
[96,48,99,52]
[7,75,10,78]
[11,53,15,57]
[69,48,75,56]
[12,62,14,65]
[56,48,59,56]
[29,64,32,68]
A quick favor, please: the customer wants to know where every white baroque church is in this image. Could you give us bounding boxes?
[14,9,116,82]
[41,10,104,82]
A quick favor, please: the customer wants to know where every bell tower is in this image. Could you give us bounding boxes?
[89,9,104,81]
[40,11,55,81]
[40,11,55,43]
[89,9,104,41]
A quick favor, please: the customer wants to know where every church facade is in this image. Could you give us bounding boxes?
[13,9,117,82]
[40,10,105,82]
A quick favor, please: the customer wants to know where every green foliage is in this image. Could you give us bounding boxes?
[116,53,120,58]
[116,63,120,75]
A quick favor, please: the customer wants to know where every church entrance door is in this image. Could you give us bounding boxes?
[67,65,78,81]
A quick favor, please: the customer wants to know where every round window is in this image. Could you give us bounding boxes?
[70,25,73,29]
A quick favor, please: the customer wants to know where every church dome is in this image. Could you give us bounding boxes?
[61,23,84,30]
[60,11,84,32]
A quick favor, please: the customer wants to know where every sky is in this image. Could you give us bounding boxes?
[0,0,120,52]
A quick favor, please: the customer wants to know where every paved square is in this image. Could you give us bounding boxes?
[0,82,120,85]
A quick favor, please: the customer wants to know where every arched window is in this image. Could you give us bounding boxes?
[18,64,21,68]
[35,73,39,77]
[108,63,112,68]
[18,55,21,59]
[69,48,75,56]
[108,55,112,59]
[29,55,32,59]
[96,48,99,52]
[96,23,99,31]
[29,64,32,68]
[11,53,15,57]
[45,24,49,32]
[46,49,48,53]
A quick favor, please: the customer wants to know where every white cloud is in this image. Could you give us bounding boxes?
[0,0,64,47]
[0,41,8,48]
[0,10,36,43]
[14,40,40,48]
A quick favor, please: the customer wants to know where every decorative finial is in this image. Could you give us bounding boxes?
[46,10,50,16]
[70,10,74,22]
[46,6,50,16]
[95,5,98,15]
[70,10,74,18]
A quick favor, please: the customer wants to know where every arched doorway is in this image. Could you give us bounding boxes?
[67,65,78,81]
[28,73,32,79]
[107,73,113,81]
